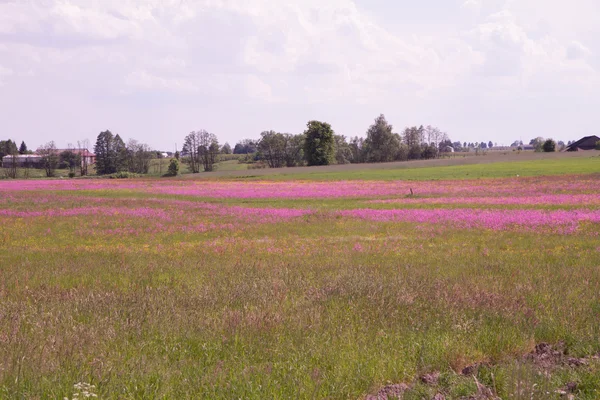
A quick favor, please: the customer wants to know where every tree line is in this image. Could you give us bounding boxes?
[0,115,576,179]
[180,115,459,172]
[93,130,163,176]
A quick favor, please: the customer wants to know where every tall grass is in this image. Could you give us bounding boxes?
[0,174,599,398]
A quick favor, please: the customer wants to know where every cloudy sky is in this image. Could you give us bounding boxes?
[1,0,599,150]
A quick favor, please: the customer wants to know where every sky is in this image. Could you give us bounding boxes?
[1,0,599,151]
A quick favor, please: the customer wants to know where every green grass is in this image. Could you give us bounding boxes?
[1,166,600,399]
[1,217,599,399]
[226,155,600,181]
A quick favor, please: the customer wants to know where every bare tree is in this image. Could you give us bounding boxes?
[77,139,91,176]
[126,139,153,174]
[197,130,219,172]
[38,141,59,177]
[2,154,18,178]
[182,132,201,173]
[424,126,449,158]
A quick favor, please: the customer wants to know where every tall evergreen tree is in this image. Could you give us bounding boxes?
[113,134,127,172]
[94,130,116,175]
[19,141,28,154]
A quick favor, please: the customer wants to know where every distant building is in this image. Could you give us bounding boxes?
[34,148,96,166]
[563,136,600,152]
[55,149,96,165]
[2,154,43,167]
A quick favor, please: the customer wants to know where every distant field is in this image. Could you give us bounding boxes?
[1,170,600,399]
[190,151,599,181]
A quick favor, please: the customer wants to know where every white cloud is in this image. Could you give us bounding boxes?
[0,65,13,86]
[462,0,481,10]
[124,70,198,93]
[0,0,599,148]
[566,41,592,60]
[245,75,275,102]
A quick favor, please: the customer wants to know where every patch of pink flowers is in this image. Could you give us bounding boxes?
[0,200,312,223]
[0,207,174,220]
[339,208,600,233]
[371,194,600,206]
[2,175,600,199]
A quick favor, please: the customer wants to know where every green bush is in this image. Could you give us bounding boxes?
[218,154,244,162]
[166,159,179,176]
[107,171,140,179]
[595,141,600,150]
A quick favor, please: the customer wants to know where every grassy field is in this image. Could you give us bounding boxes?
[1,160,600,399]
[195,151,600,181]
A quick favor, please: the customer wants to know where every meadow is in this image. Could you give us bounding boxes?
[1,160,600,399]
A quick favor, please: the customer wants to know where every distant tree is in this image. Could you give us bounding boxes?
[166,158,179,176]
[233,139,258,154]
[452,141,463,151]
[421,143,438,159]
[402,126,425,160]
[77,139,91,176]
[438,139,453,153]
[303,120,335,166]
[334,135,353,164]
[19,141,28,155]
[3,152,18,178]
[126,139,153,174]
[94,130,119,175]
[364,114,401,163]
[348,136,365,163]
[59,150,81,173]
[543,139,556,152]
[596,141,600,150]
[182,132,201,173]
[174,151,180,160]
[221,142,232,155]
[38,141,59,177]
[488,141,493,149]
[396,143,409,161]
[196,130,219,172]
[0,140,18,159]
[113,134,127,171]
[529,137,545,152]
[480,142,487,149]
[283,134,305,167]
[424,125,448,154]
[463,142,467,149]
[258,131,287,168]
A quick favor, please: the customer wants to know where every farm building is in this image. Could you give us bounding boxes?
[2,154,44,167]
[54,149,97,165]
[563,136,600,152]
[33,148,97,166]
